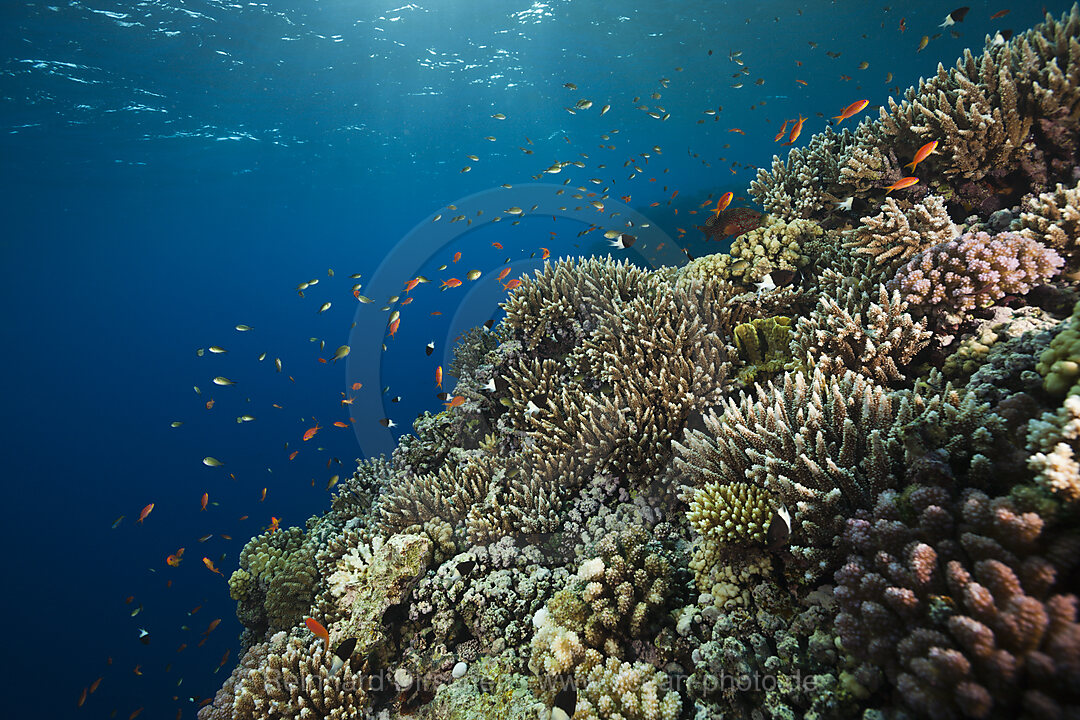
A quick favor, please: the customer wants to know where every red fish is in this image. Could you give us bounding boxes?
[289,450,298,460]
[387,318,401,337]
[204,618,221,635]
[833,99,869,123]
[303,422,321,442]
[492,242,503,249]
[137,503,154,525]
[305,617,330,652]
[200,492,208,511]
[452,251,461,263]
[444,395,465,409]
[990,9,1010,19]
[905,140,938,171]
[497,267,512,281]
[503,279,523,290]
[885,176,920,193]
[441,278,462,289]
[403,277,421,294]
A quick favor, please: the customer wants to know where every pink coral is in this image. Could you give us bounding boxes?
[886,231,1063,324]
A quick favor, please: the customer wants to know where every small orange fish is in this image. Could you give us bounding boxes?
[166,548,185,567]
[783,114,807,145]
[430,311,442,316]
[129,707,144,719]
[441,278,462,289]
[452,251,462,263]
[444,395,465,409]
[713,192,733,217]
[77,688,87,707]
[899,16,907,32]
[177,643,187,652]
[403,277,421,294]
[89,677,102,694]
[773,119,789,142]
[200,492,208,511]
[728,128,745,134]
[885,176,920,193]
[905,140,938,171]
[492,242,503,249]
[133,665,142,676]
[260,487,267,502]
[352,382,362,390]
[503,278,523,290]
[620,195,631,202]
[203,557,223,576]
[205,398,215,410]
[436,366,443,388]
[795,79,808,86]
[333,421,349,428]
[833,99,869,123]
[387,318,401,337]
[497,267,512,281]
[289,450,298,460]
[990,9,1010,19]
[137,503,154,525]
[303,422,321,442]
[305,617,330,652]
[217,648,231,669]
[353,289,361,299]
[400,297,413,306]
[540,247,550,259]
[204,618,221,635]
[267,516,280,533]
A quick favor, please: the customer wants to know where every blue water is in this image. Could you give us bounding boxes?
[1,1,1068,717]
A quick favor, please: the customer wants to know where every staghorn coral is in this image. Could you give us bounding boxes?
[887,230,1064,326]
[1027,394,1080,503]
[845,194,959,270]
[687,481,775,546]
[749,127,859,220]
[572,651,682,720]
[198,631,368,720]
[1020,179,1080,270]
[501,256,654,357]
[791,270,933,384]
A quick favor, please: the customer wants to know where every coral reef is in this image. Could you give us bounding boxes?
[203,9,1080,720]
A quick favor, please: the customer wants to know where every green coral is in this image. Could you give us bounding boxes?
[1037,300,1080,396]
[687,481,775,545]
[231,526,318,632]
[734,316,793,383]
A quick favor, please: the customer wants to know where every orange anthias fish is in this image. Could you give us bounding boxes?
[200,492,208,511]
[260,487,267,502]
[503,278,523,290]
[885,176,920,193]
[452,251,462,263]
[387,318,401,338]
[403,277,421,294]
[204,618,221,635]
[773,119,789,142]
[444,395,465,409]
[905,140,938,171]
[436,365,443,388]
[137,503,154,525]
[166,547,185,567]
[496,267,512,281]
[540,247,550,259]
[303,422,321,442]
[333,421,349,428]
[441,278,462,289]
[833,99,869,123]
[267,516,281,533]
[305,617,330,652]
[713,192,733,217]
[492,242,503,249]
[202,557,223,576]
[783,115,806,145]
[205,398,215,410]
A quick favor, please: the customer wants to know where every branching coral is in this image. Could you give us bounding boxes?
[1027,394,1080,503]
[1020,179,1080,270]
[792,271,933,384]
[887,231,1063,326]
[845,194,959,269]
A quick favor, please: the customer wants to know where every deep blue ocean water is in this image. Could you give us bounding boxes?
[2,1,1072,717]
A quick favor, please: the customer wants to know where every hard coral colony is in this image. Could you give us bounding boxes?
[202,8,1080,720]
